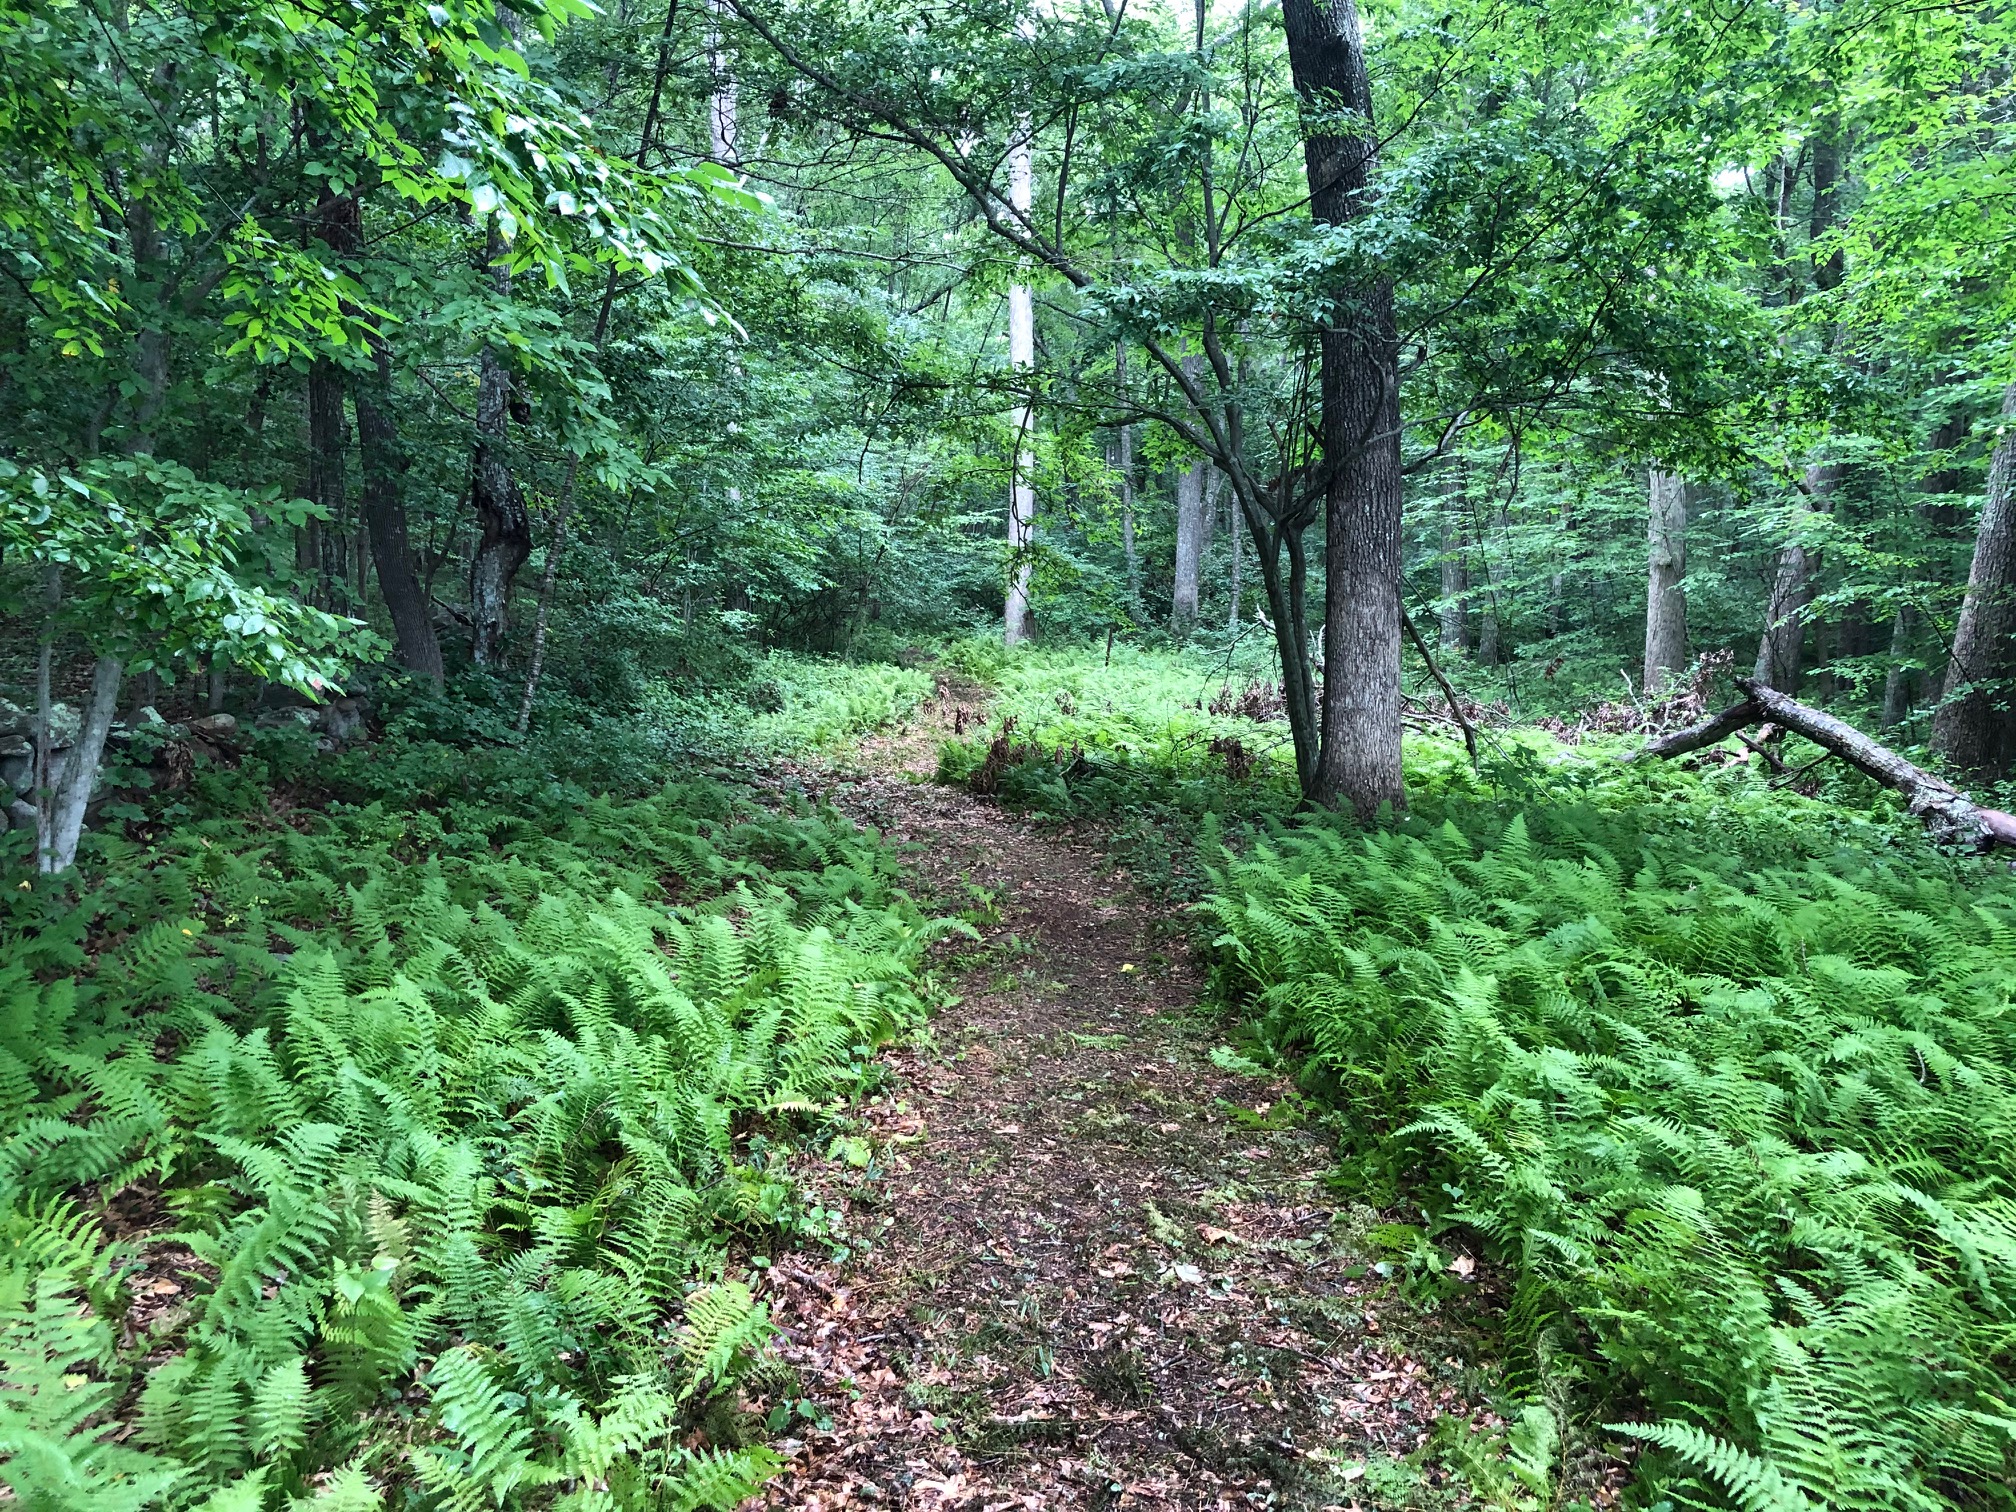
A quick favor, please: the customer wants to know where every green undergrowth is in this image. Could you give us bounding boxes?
[1204,761,2016,1512]
[932,640,1303,892]
[0,744,949,1510]
[738,653,932,755]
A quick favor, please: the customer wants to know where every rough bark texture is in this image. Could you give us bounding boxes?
[41,655,122,874]
[1639,677,2016,851]
[1172,456,1209,630]
[305,357,347,606]
[1933,385,2016,777]
[1753,463,1835,692]
[1644,469,1689,693]
[470,229,532,666]
[1284,0,1404,820]
[1003,130,1036,647]
[354,338,445,688]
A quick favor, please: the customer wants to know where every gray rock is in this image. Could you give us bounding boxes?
[188,712,239,741]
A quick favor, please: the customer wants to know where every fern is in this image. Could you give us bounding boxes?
[0,767,931,1508]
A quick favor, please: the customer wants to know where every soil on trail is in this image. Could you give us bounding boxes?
[752,680,1491,1511]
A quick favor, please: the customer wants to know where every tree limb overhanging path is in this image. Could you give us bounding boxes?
[742,683,1513,1512]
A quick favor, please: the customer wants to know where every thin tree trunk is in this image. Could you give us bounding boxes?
[306,356,347,608]
[1227,506,1242,630]
[1172,451,1208,630]
[355,337,446,688]
[1754,463,1834,692]
[1437,464,1468,653]
[1004,125,1036,647]
[707,0,739,163]
[1933,385,2016,777]
[1115,341,1139,603]
[1285,0,1404,819]
[41,656,121,874]
[470,226,532,666]
[1644,468,1689,694]
[1884,414,1970,730]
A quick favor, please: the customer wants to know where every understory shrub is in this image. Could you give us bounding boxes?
[1205,783,2016,1511]
[0,769,945,1509]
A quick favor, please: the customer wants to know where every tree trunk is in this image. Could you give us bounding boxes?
[1932,385,2016,777]
[40,656,122,874]
[1004,126,1036,647]
[1437,466,1468,653]
[355,337,446,688]
[1172,451,1208,631]
[470,227,532,666]
[1644,468,1689,693]
[1284,0,1404,820]
[1880,606,1913,730]
[1754,463,1834,692]
[305,357,347,609]
[1227,506,1242,630]
[1115,342,1140,604]
[708,0,740,164]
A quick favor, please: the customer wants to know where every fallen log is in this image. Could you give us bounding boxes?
[1630,676,2016,851]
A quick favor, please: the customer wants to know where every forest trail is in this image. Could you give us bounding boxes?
[751,682,1483,1511]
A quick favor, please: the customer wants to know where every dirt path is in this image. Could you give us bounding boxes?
[752,682,1487,1511]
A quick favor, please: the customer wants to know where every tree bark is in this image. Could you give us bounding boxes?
[305,356,347,608]
[1172,456,1209,630]
[470,227,532,666]
[355,337,446,688]
[1932,385,2016,778]
[1437,465,1468,654]
[41,656,122,874]
[707,0,739,164]
[1644,468,1689,693]
[1115,342,1140,605]
[1754,463,1834,692]
[1637,677,2016,851]
[1284,0,1404,820]
[1004,126,1036,648]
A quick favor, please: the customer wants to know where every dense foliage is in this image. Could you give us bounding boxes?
[0,731,944,1508]
[1205,761,2016,1511]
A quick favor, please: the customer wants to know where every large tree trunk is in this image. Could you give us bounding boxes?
[354,338,446,688]
[1932,385,2016,777]
[470,228,532,666]
[1644,468,1689,693]
[1004,127,1036,647]
[1284,0,1404,820]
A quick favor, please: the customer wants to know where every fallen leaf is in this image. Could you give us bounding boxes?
[1448,1254,1475,1278]
[1196,1224,1240,1246]
[1170,1263,1205,1286]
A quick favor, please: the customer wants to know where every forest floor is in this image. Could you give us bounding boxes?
[745,679,1503,1512]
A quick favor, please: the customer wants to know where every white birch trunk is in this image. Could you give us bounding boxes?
[1004,128,1036,647]
[707,0,738,163]
[41,655,121,874]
